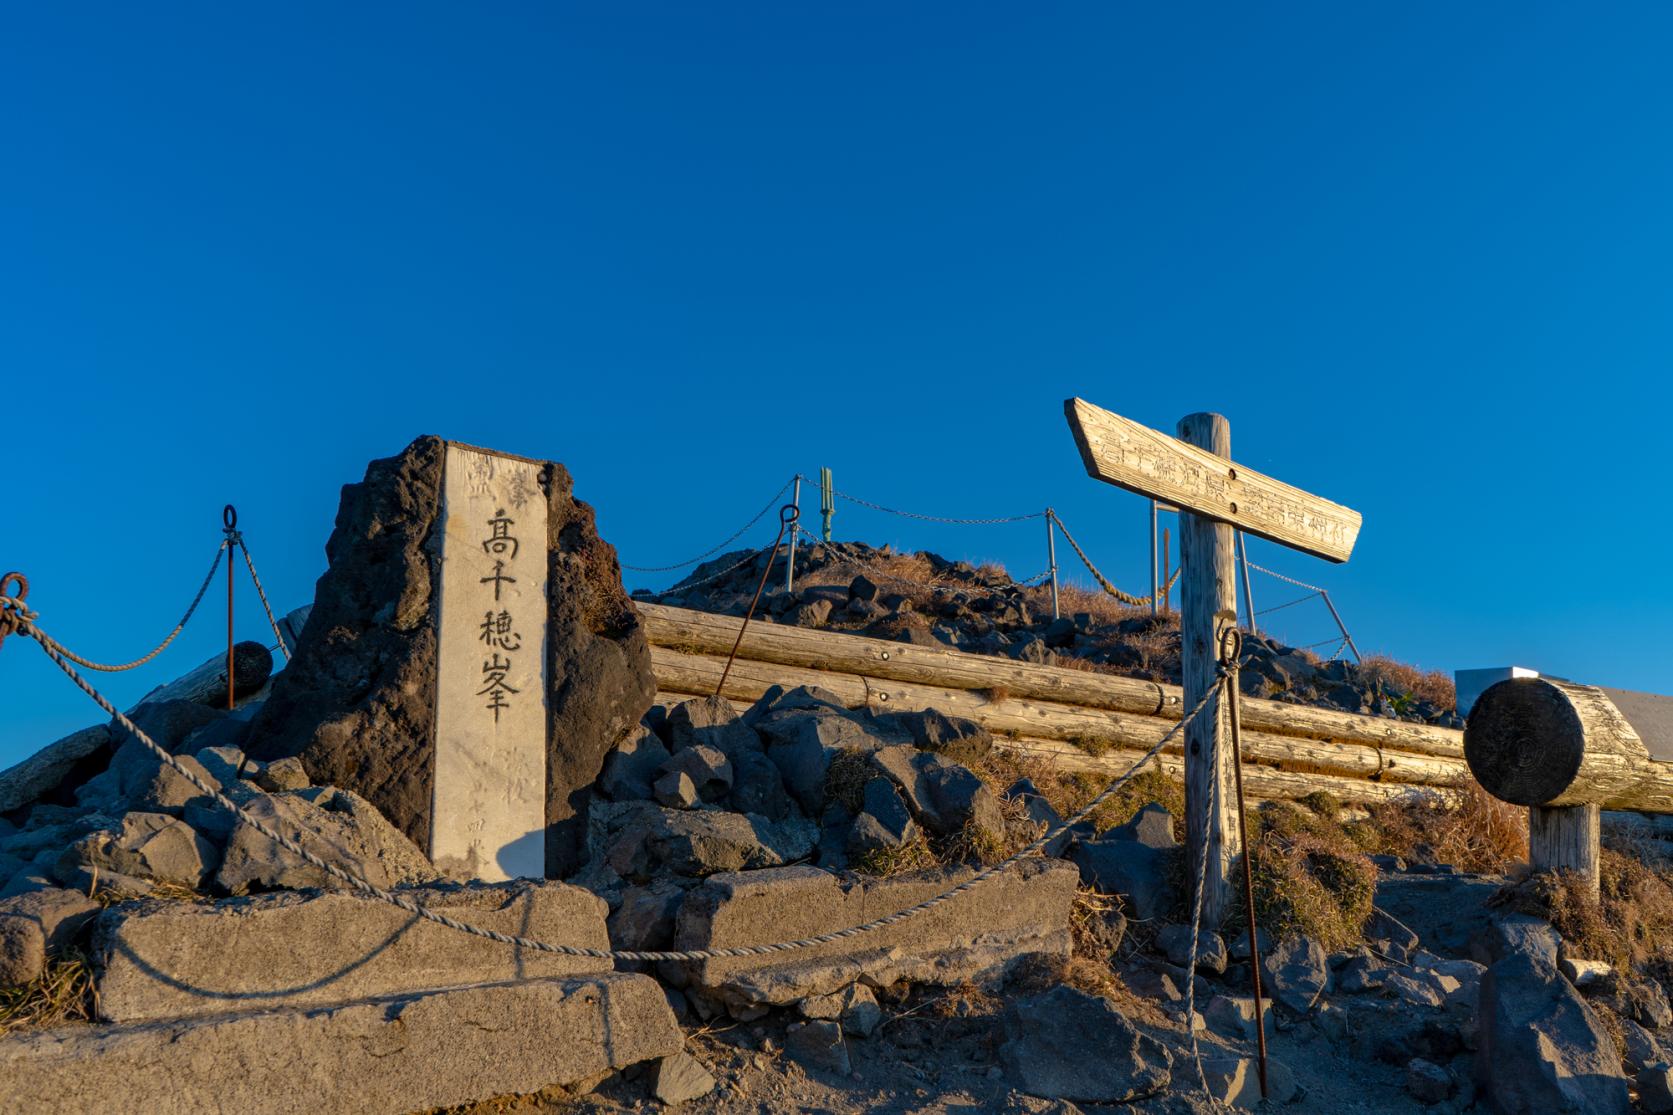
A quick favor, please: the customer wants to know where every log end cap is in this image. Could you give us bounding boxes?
[1464,677,1585,806]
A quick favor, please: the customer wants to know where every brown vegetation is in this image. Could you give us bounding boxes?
[1349,781,1528,874]
[0,950,96,1037]
[1358,654,1457,711]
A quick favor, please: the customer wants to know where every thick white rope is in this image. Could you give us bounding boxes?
[47,541,228,672]
[238,540,290,661]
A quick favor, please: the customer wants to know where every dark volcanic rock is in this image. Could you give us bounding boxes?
[1477,954,1630,1114]
[247,437,654,877]
[999,985,1171,1102]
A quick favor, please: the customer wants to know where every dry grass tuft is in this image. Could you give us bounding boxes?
[1358,654,1457,711]
[1350,782,1528,874]
[851,833,941,877]
[1225,801,1378,951]
[0,949,97,1036]
[1495,849,1673,983]
[822,748,875,815]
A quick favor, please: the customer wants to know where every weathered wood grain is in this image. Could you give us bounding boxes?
[1177,411,1238,926]
[648,646,1468,788]
[1063,398,1362,563]
[1530,803,1601,898]
[634,603,1466,758]
[1465,677,1673,812]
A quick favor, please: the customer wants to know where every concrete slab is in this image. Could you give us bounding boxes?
[676,858,1078,1008]
[96,880,610,1022]
[0,973,680,1115]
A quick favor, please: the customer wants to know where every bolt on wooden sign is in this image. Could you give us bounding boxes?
[1064,398,1362,563]
[431,443,549,882]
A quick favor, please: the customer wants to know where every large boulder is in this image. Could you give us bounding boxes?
[246,437,654,877]
[1477,954,1630,1114]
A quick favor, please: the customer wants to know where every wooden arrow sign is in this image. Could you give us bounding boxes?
[1064,397,1363,563]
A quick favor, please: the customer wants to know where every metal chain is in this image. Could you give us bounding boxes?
[650,542,783,597]
[46,541,229,672]
[1247,562,1327,595]
[1254,591,1320,619]
[830,488,1046,526]
[0,593,1221,963]
[790,526,1048,595]
[238,540,290,661]
[622,478,795,572]
[1050,511,1181,607]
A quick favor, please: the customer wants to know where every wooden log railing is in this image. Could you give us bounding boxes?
[636,602,1474,808]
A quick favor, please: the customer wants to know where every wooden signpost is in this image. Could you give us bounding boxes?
[1065,398,1364,926]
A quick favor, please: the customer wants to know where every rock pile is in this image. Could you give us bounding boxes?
[637,539,1463,728]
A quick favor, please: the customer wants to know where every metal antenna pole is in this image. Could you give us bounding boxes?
[786,475,802,593]
[1161,527,1171,615]
[1150,500,1159,617]
[820,467,834,542]
[223,505,238,711]
[1046,510,1060,620]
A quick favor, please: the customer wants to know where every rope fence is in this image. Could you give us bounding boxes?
[45,540,228,672]
[0,587,1228,965]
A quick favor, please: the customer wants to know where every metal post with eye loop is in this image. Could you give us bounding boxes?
[0,572,31,651]
[716,504,800,697]
[1219,624,1269,1099]
[223,505,239,711]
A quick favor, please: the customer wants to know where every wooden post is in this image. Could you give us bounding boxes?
[1178,412,1238,929]
[1530,804,1601,899]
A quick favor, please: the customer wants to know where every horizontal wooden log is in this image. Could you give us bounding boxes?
[989,735,1453,808]
[636,602,1465,759]
[655,690,1453,809]
[1465,678,1673,813]
[649,646,1469,790]
[1064,397,1362,563]
[133,642,273,711]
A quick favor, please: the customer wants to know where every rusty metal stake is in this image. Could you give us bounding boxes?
[1221,627,1269,1099]
[223,505,238,711]
[716,505,799,697]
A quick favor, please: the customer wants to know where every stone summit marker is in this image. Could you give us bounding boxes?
[432,444,549,881]
[248,436,653,879]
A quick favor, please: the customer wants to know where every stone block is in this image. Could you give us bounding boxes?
[676,859,1077,1008]
[0,973,681,1115]
[95,879,609,1022]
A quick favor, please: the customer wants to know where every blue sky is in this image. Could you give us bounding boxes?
[4,4,1671,764]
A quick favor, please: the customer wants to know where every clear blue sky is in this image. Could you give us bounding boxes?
[4,4,1671,765]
